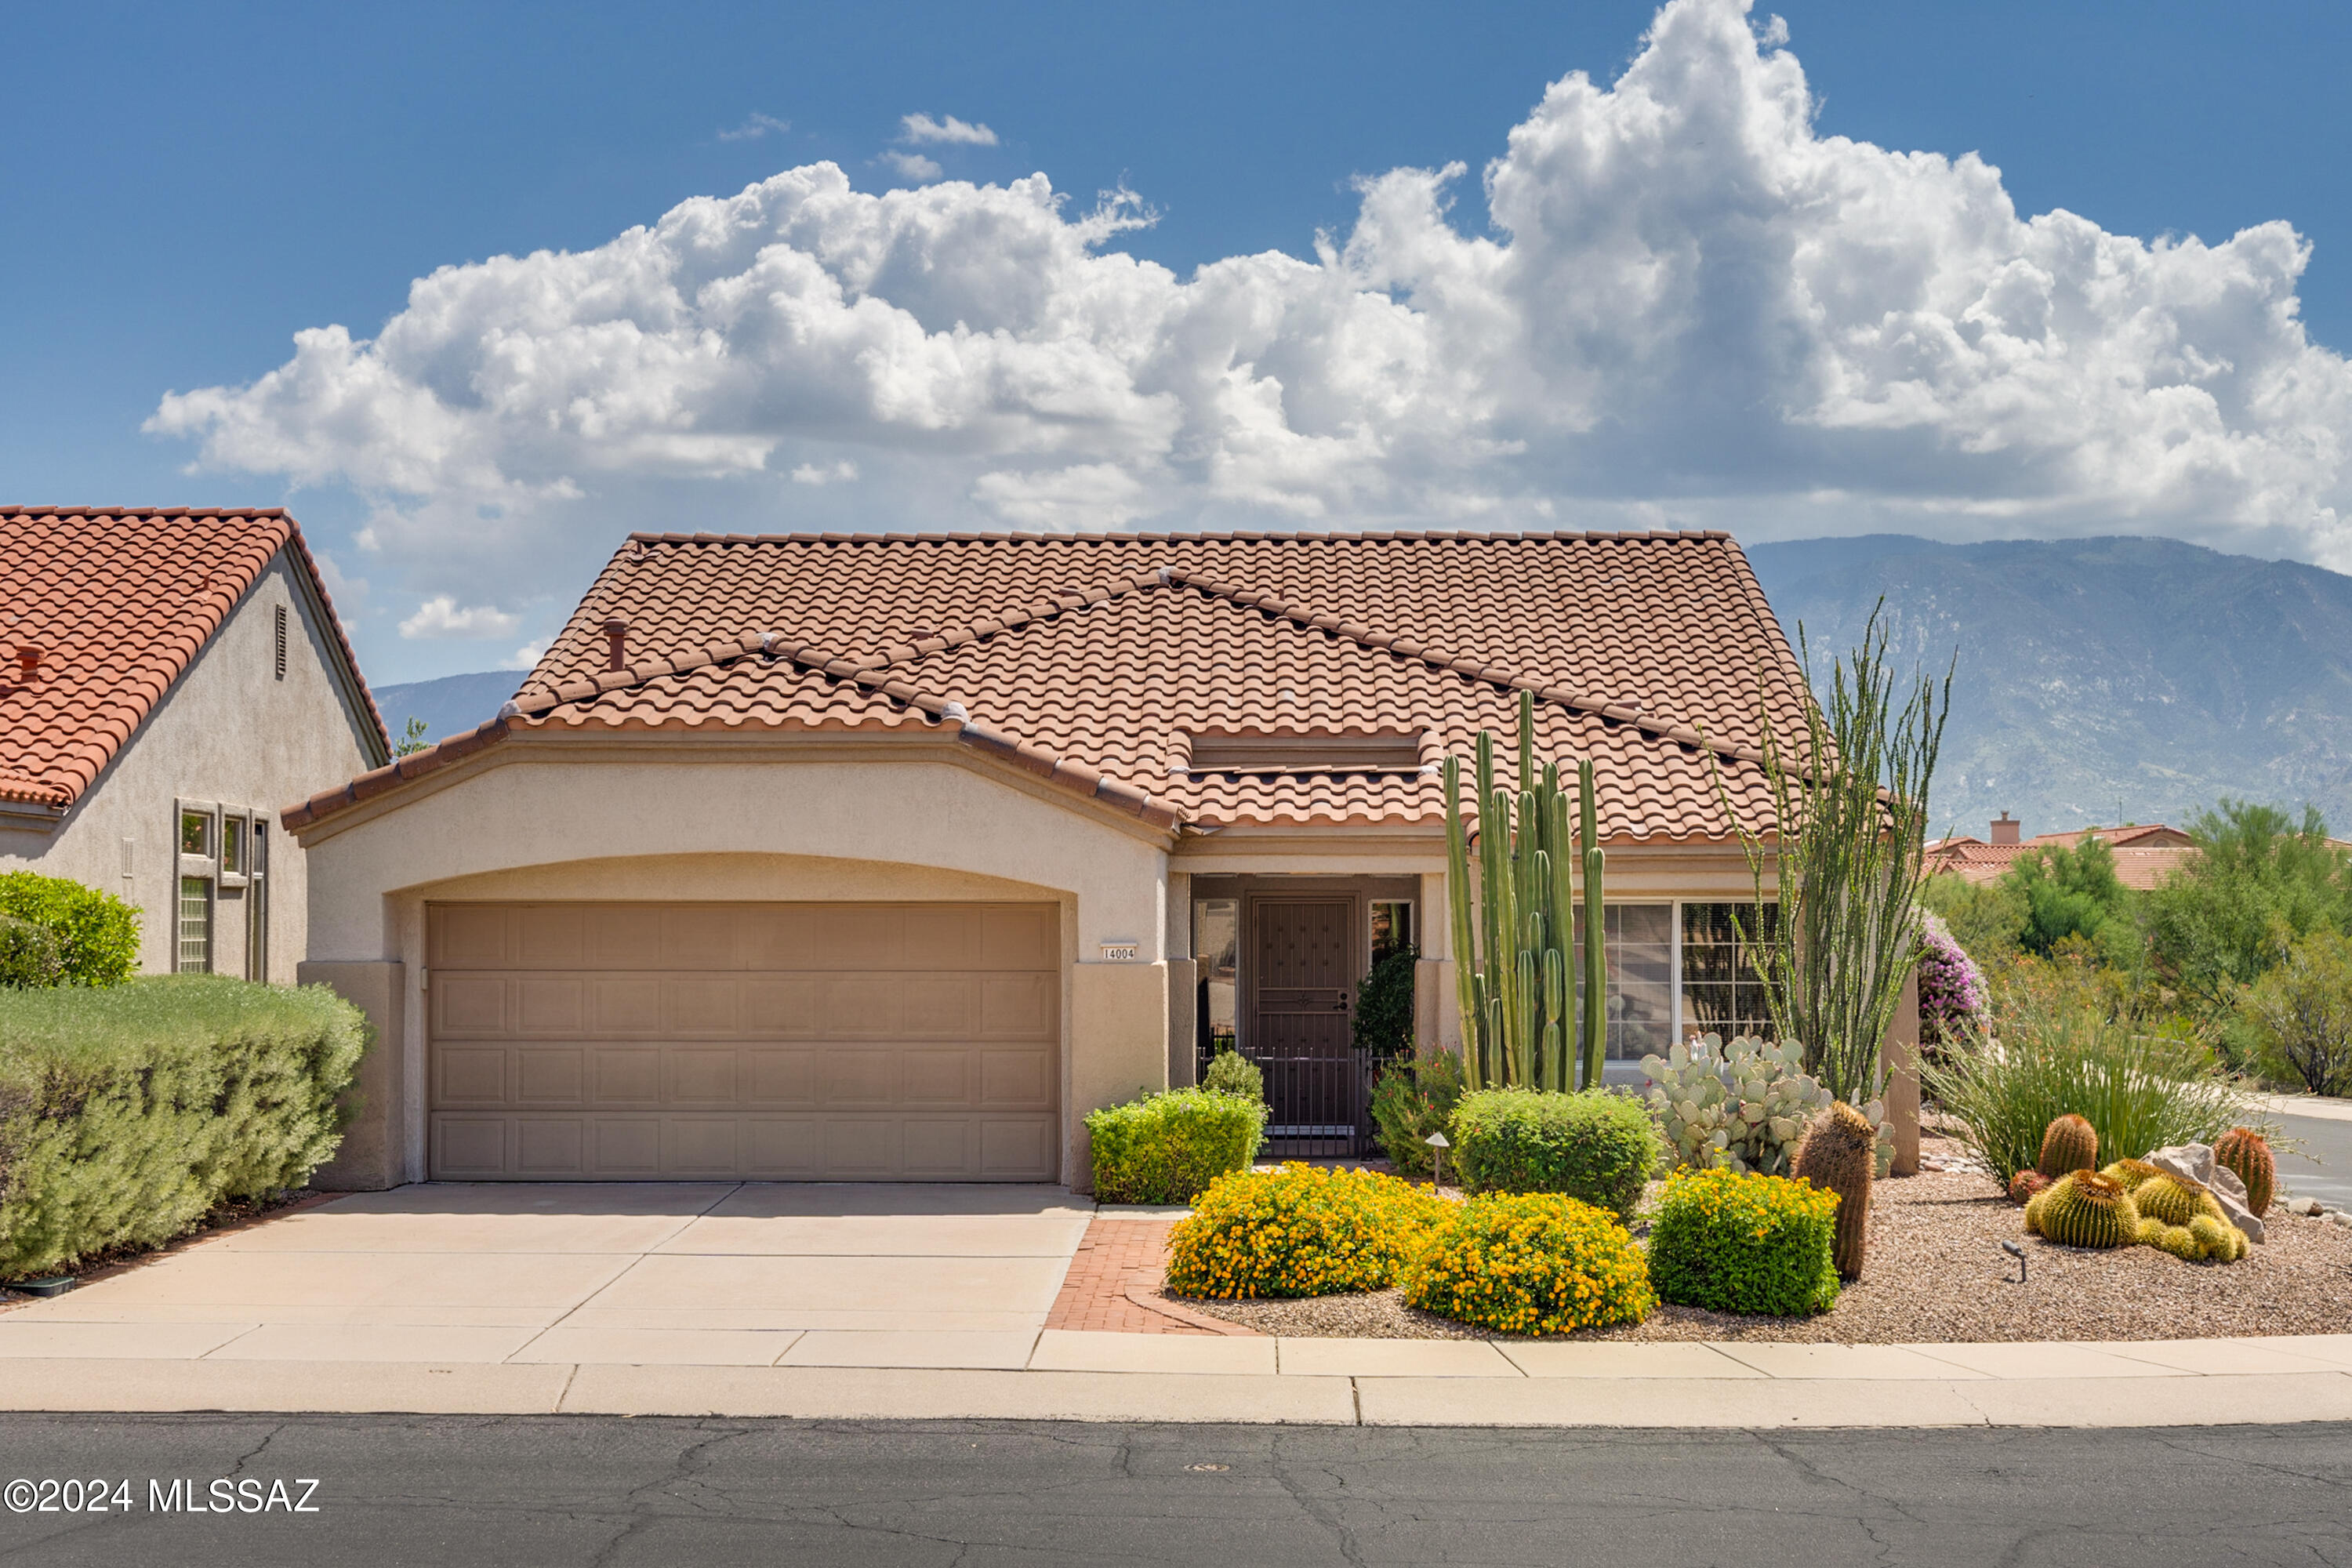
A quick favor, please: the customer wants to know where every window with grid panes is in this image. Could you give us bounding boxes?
[1679,901,1779,1041]
[177,877,212,971]
[1572,904,1672,1060]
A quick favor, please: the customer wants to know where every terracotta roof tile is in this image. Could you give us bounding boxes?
[0,507,386,810]
[292,532,1801,840]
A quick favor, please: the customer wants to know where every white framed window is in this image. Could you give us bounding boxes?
[176,802,220,974]
[1573,902,1674,1061]
[1676,900,1780,1042]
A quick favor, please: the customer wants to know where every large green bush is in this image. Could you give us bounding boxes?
[1920,988,2257,1181]
[0,916,65,990]
[0,873,140,987]
[1085,1087,1265,1204]
[1370,1049,1465,1176]
[2237,928,2352,1097]
[0,976,366,1279]
[1447,1087,1663,1221]
[1647,1166,1840,1316]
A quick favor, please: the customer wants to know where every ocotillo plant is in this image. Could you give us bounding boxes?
[1443,691,1606,1091]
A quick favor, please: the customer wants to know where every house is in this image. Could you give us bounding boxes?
[1924,815,2201,892]
[283,528,1819,1190]
[0,508,387,980]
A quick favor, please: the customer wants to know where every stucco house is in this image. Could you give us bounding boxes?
[285,528,1813,1190]
[0,507,387,980]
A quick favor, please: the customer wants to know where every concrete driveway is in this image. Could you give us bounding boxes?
[0,1184,1094,1370]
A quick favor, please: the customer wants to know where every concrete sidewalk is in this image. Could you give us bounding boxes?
[1,1326,2350,1428]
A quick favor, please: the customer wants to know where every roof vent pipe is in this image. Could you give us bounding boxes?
[602,619,630,673]
[14,645,41,681]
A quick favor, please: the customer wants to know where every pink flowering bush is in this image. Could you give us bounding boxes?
[1916,912,1988,1060]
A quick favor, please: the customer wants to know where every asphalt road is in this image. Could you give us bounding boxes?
[0,1415,2345,1566]
[2274,1110,2352,1212]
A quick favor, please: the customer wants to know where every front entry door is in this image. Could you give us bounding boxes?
[1247,897,1358,1145]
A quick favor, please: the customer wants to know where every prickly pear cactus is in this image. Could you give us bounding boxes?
[1639,1033,1835,1178]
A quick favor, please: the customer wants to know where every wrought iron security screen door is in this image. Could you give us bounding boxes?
[1246,896,1362,1155]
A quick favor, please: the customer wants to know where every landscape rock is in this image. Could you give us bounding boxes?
[2303,1197,2326,1218]
[2147,1144,2265,1244]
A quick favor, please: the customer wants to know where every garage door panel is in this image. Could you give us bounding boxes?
[741,978,820,1036]
[591,1048,664,1105]
[514,1047,585,1104]
[436,1116,511,1177]
[435,1046,510,1105]
[516,978,586,1034]
[901,1049,971,1105]
[516,906,586,967]
[746,1049,818,1105]
[668,1048,739,1103]
[429,902,1059,1180]
[979,975,1055,1038]
[590,978,664,1033]
[434,906,510,968]
[665,977,741,1034]
[982,906,1057,969]
[978,1048,1052,1109]
[981,1120,1054,1180]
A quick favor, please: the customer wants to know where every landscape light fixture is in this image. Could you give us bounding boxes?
[2000,1240,2027,1284]
[1425,1131,1450,1195]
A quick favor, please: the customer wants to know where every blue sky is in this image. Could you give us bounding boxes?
[8,0,2351,684]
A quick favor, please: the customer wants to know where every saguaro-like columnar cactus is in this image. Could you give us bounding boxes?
[1443,692,1606,1091]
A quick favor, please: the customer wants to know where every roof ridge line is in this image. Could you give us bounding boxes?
[1162,569,1770,771]
[622,527,1735,546]
[0,506,293,519]
[281,603,1188,833]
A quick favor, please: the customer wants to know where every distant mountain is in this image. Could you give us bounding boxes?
[373,670,520,746]
[1744,535,2352,842]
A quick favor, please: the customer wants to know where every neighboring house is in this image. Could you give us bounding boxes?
[285,529,1813,1189]
[1925,815,2201,892]
[0,507,387,980]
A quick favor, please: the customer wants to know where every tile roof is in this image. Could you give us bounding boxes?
[285,529,1808,840]
[0,507,387,811]
[1923,824,2201,892]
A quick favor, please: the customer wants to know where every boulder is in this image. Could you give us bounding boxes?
[2147,1144,2265,1244]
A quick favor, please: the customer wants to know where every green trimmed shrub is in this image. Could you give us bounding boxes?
[1350,944,1417,1055]
[1164,1163,1448,1298]
[1448,1087,1664,1221]
[0,873,140,987]
[1370,1049,1465,1176]
[1646,1167,1840,1316]
[1085,1087,1265,1204]
[1201,1047,1265,1105]
[0,915,65,989]
[0,976,366,1279]
[1403,1192,1654,1335]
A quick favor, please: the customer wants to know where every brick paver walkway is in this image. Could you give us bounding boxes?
[1044,1216,1224,1334]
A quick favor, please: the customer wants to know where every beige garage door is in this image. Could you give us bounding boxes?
[426,902,1061,1181]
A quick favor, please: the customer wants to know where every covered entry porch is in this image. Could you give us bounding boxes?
[1184,875,1421,1157]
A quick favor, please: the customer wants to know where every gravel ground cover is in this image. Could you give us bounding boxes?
[1168,1138,2352,1342]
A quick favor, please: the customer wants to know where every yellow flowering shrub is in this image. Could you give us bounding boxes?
[1163,1163,1450,1298]
[1402,1192,1655,1336]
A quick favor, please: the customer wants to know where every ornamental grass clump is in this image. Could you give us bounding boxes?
[1447,1087,1663,1221]
[1646,1167,1840,1316]
[1403,1192,1653,1336]
[1163,1164,1449,1299]
[1085,1087,1265,1205]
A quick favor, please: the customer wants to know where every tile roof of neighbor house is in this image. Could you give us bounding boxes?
[0,507,387,810]
[284,529,1813,840]
[1923,823,2201,891]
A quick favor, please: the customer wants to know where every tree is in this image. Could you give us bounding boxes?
[1918,871,2027,964]
[2145,801,2352,1014]
[1728,604,1951,1105]
[2007,835,2131,956]
[2237,929,2352,1097]
[393,717,431,757]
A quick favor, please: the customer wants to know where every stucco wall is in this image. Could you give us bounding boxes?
[295,748,1178,1186]
[0,553,379,979]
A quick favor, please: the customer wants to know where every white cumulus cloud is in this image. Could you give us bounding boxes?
[148,0,2352,603]
[901,113,997,147]
[718,112,791,143]
[399,596,522,641]
[791,460,859,485]
[880,150,944,184]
